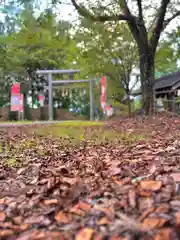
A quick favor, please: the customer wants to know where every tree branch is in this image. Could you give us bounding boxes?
[163,10,180,30]
[71,0,132,22]
[119,0,142,46]
[136,0,143,20]
[149,0,170,54]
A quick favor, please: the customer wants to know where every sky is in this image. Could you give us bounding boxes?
[0,0,179,31]
[0,0,77,22]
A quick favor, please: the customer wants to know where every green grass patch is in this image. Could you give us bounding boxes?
[0,120,33,125]
[55,120,104,127]
[33,123,146,146]
[6,158,20,167]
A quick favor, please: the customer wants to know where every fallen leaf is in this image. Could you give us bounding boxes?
[140,180,162,191]
[94,234,103,240]
[48,231,65,240]
[138,189,152,197]
[94,206,114,219]
[63,177,79,185]
[0,211,6,222]
[75,228,94,240]
[154,228,172,240]
[148,164,157,176]
[128,189,136,208]
[25,215,45,225]
[142,217,168,230]
[19,224,29,231]
[30,230,46,239]
[171,173,180,182]
[70,204,86,216]
[71,209,85,216]
[112,177,131,185]
[176,209,180,226]
[97,217,109,225]
[139,197,154,211]
[110,237,127,240]
[78,201,91,212]
[155,204,169,214]
[44,199,58,205]
[110,166,121,176]
[0,229,14,237]
[138,207,155,222]
[12,216,23,225]
[0,198,7,205]
[55,211,71,223]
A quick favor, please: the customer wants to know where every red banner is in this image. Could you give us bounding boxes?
[20,94,24,113]
[11,83,20,96]
[100,76,107,110]
[11,83,21,111]
[38,95,44,107]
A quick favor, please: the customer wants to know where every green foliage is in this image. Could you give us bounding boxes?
[0,8,78,74]
[75,19,138,99]
[155,40,179,77]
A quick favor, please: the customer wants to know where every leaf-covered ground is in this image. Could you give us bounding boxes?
[1,116,180,239]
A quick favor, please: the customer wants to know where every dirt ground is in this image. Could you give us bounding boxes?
[1,116,180,239]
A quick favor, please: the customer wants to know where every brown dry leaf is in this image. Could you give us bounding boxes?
[171,173,180,182]
[138,207,155,222]
[66,180,87,203]
[78,201,91,212]
[63,177,79,185]
[138,189,152,197]
[19,224,29,231]
[155,204,169,214]
[148,164,157,176]
[0,229,14,237]
[154,228,172,240]
[139,197,154,211]
[176,209,180,226]
[112,177,131,186]
[0,211,6,222]
[94,206,114,219]
[110,237,127,240]
[70,204,86,216]
[94,234,104,240]
[0,198,7,205]
[110,166,121,176]
[30,230,46,239]
[112,176,122,185]
[128,189,136,208]
[142,217,168,230]
[97,217,109,225]
[12,216,23,225]
[44,199,58,205]
[140,180,162,191]
[48,232,65,240]
[55,211,71,223]
[75,228,94,240]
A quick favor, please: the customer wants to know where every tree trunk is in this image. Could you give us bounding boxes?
[139,50,155,115]
[127,94,131,117]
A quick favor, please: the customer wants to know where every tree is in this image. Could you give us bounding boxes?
[0,6,81,113]
[155,39,178,77]
[75,19,138,115]
[70,0,180,115]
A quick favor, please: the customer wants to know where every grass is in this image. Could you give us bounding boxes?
[0,120,33,124]
[6,158,19,167]
[0,120,104,125]
[33,122,146,146]
[0,121,147,168]
[55,120,104,127]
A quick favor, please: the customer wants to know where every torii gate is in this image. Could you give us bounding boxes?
[36,69,95,121]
